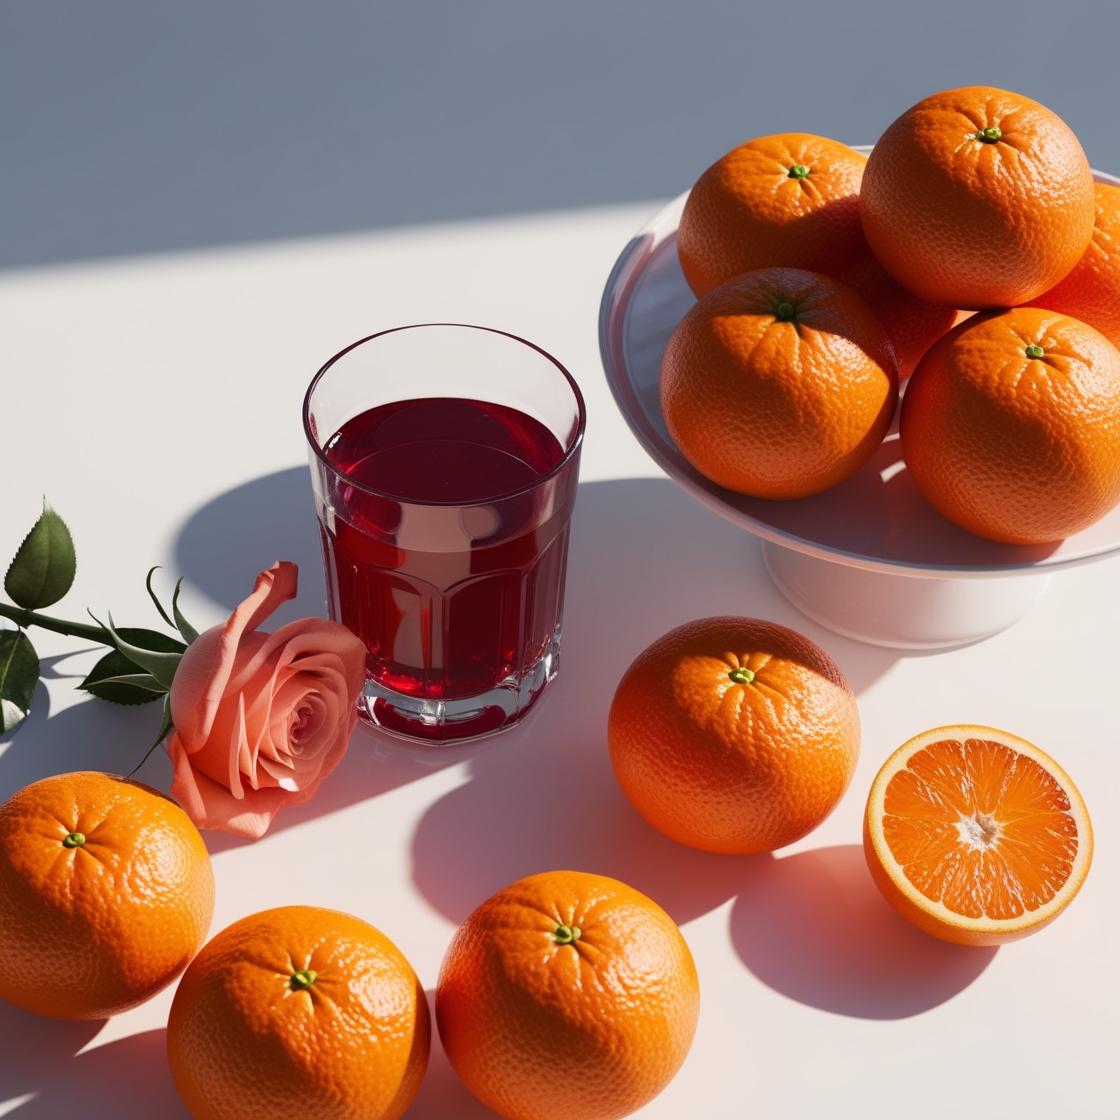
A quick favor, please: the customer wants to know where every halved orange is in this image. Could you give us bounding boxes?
[864,725,1092,946]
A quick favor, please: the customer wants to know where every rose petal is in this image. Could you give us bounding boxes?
[165,576,365,840]
[169,563,297,744]
[169,730,288,839]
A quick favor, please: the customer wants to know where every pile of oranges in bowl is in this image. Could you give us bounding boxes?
[662,84,1120,546]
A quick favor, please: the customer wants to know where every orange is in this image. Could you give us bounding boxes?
[436,870,699,1120]
[608,618,859,854]
[677,133,867,297]
[836,245,959,379]
[864,725,1093,946]
[167,906,429,1120]
[860,86,1095,308]
[1027,181,1120,347]
[0,771,213,1020]
[901,306,1120,544]
[660,267,898,499]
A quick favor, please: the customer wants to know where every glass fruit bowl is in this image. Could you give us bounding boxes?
[598,150,1120,649]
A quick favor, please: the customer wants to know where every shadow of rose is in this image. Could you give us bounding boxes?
[729,844,997,1019]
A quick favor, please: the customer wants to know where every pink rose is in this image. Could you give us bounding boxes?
[167,562,366,840]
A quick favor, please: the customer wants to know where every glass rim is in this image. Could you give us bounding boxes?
[302,322,587,507]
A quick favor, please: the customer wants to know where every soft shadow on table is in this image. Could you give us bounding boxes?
[0,660,175,801]
[729,845,997,1020]
[4,1028,184,1119]
[408,478,899,926]
[174,466,325,620]
[406,991,497,1120]
[176,472,900,873]
[0,1001,104,1112]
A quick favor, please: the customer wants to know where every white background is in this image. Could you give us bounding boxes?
[0,204,1117,1118]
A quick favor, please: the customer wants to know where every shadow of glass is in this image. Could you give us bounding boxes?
[6,1028,184,1119]
[173,466,325,620]
[171,471,899,858]
[408,478,896,926]
[729,844,997,1020]
[0,1001,105,1111]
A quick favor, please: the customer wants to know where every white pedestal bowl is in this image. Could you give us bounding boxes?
[598,168,1120,649]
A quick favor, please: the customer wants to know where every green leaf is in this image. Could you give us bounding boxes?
[79,627,183,705]
[89,613,184,690]
[0,629,39,733]
[4,501,77,609]
[145,567,176,629]
[128,694,174,777]
[171,579,199,644]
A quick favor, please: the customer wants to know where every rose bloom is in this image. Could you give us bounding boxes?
[167,562,366,839]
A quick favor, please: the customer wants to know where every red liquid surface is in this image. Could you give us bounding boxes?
[319,397,571,709]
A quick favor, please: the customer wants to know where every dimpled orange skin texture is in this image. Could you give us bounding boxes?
[901,306,1120,544]
[860,85,1095,308]
[0,770,214,1020]
[660,267,898,499]
[436,870,699,1120]
[677,133,867,297]
[167,906,430,1120]
[835,246,959,379]
[608,618,860,854]
[1028,181,1120,346]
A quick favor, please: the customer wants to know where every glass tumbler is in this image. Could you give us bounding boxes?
[303,324,585,743]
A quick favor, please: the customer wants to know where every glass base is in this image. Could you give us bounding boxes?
[356,635,561,744]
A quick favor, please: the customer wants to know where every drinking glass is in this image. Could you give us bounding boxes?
[303,324,585,743]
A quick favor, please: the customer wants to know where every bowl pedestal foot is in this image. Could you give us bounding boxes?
[762,540,1052,650]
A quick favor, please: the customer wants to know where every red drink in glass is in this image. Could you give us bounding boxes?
[304,326,584,742]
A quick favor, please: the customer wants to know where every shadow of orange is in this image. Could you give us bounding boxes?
[729,844,997,1019]
[406,990,497,1119]
[1,1025,184,1119]
[0,1000,105,1109]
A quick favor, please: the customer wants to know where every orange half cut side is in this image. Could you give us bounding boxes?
[864,725,1093,945]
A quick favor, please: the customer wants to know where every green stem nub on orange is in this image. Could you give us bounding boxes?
[62,832,85,849]
[775,302,796,322]
[976,125,1002,143]
[728,667,755,685]
[553,924,581,945]
[788,164,809,179]
[290,969,318,991]
[1025,344,1045,359]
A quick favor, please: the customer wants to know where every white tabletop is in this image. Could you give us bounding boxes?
[0,204,1116,1119]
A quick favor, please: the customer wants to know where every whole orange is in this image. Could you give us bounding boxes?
[660,267,898,498]
[836,245,959,379]
[0,771,213,1020]
[608,618,860,854]
[1027,181,1120,347]
[860,86,1095,308]
[167,906,429,1120]
[436,870,699,1120]
[901,307,1120,544]
[677,133,867,297]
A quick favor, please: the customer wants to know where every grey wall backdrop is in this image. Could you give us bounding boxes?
[1,0,1115,269]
